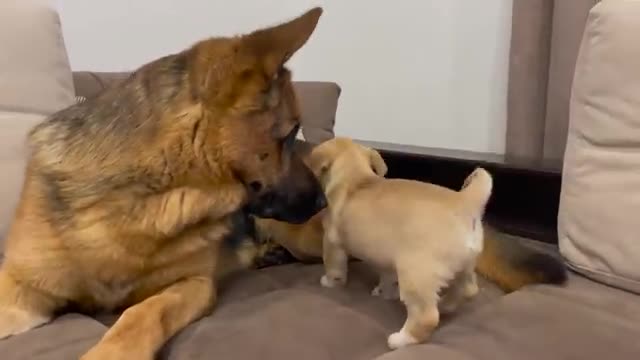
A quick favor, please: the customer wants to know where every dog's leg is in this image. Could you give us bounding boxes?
[320,227,348,288]
[0,270,58,339]
[438,264,479,315]
[371,271,399,300]
[80,276,214,360]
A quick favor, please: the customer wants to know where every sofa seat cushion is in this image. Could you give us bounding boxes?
[167,265,640,360]
[5,262,637,360]
[375,273,640,360]
[0,314,107,360]
[0,112,45,253]
[160,262,504,360]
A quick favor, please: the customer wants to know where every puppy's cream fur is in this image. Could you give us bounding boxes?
[307,137,493,350]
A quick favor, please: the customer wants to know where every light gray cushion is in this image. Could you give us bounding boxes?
[559,0,640,294]
[0,0,75,252]
[0,113,44,252]
[0,0,75,115]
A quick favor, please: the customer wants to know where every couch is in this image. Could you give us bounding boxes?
[1,1,640,359]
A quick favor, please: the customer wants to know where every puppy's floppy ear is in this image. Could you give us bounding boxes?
[308,153,333,179]
[368,149,388,176]
[242,7,323,77]
[307,142,337,180]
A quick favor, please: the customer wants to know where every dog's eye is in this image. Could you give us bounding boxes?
[259,152,269,161]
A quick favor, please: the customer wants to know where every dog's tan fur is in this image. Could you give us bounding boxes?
[304,137,493,349]
[0,8,326,360]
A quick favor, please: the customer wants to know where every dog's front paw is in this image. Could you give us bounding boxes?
[320,274,346,288]
[387,329,419,350]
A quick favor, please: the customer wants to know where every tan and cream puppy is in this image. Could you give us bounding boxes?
[306,137,493,350]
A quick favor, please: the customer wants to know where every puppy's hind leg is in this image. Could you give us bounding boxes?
[387,265,443,350]
[438,264,479,315]
[0,270,58,339]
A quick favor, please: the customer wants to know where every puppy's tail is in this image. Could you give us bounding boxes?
[458,167,493,217]
[475,225,568,292]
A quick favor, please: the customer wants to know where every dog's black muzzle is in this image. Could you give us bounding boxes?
[246,153,327,224]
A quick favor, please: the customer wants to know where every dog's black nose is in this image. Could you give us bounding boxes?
[315,193,328,210]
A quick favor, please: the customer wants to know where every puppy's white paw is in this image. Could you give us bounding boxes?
[387,329,419,350]
[320,274,345,288]
[463,281,479,299]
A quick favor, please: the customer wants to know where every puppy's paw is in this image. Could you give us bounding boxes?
[320,274,346,288]
[387,329,419,350]
[462,281,479,299]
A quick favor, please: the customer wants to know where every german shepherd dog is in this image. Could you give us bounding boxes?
[0,7,326,360]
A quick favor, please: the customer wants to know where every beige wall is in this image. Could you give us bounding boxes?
[55,0,513,153]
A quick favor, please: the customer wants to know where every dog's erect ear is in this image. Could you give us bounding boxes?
[368,149,388,176]
[242,7,323,77]
[191,7,322,109]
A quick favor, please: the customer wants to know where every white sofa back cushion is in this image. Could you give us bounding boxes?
[0,0,75,115]
[0,0,75,252]
[559,0,640,294]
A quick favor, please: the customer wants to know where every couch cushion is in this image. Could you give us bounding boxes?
[294,82,341,144]
[558,0,640,293]
[0,0,75,115]
[0,1,75,254]
[0,113,44,252]
[158,262,504,360]
[0,314,107,360]
[374,274,640,360]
